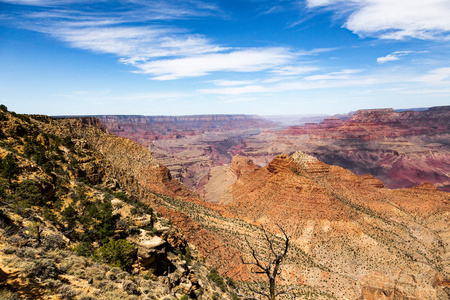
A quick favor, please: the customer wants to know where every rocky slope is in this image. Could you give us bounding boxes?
[196,152,450,299]
[79,111,450,299]
[0,107,238,300]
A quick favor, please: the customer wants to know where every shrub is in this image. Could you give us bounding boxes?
[26,258,60,280]
[207,268,226,292]
[77,293,95,300]
[58,285,77,300]
[43,234,67,250]
[94,239,137,272]
[1,154,18,183]
[11,180,43,208]
[122,280,140,295]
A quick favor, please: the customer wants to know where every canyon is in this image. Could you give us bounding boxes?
[98,106,450,193]
[1,107,449,299]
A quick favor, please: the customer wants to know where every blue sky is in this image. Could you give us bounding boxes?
[1,0,449,116]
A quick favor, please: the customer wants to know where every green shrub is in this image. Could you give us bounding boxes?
[94,239,137,272]
[11,180,43,208]
[1,154,18,183]
[207,268,226,292]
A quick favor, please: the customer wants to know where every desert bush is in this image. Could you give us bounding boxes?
[77,293,95,300]
[15,246,39,259]
[43,234,67,250]
[58,284,77,299]
[105,271,118,281]
[93,280,116,291]
[122,280,140,295]
[1,246,16,255]
[43,278,63,288]
[86,266,105,281]
[212,292,220,300]
[26,258,60,280]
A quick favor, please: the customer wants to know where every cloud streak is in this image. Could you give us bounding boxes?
[137,48,294,80]
[2,0,306,80]
[377,51,412,64]
[306,0,450,40]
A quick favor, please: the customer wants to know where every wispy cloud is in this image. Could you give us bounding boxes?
[210,80,258,87]
[199,69,373,95]
[304,69,362,80]
[2,0,303,80]
[377,51,412,64]
[306,0,450,40]
[134,48,295,80]
[271,66,319,76]
[415,67,450,84]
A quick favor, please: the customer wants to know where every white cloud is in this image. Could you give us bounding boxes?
[48,25,225,62]
[377,51,412,64]
[416,67,450,84]
[4,1,299,80]
[199,70,375,96]
[136,48,295,80]
[304,69,362,80]
[271,66,319,76]
[211,80,258,87]
[306,0,450,40]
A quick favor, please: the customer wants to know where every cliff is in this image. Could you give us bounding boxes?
[236,106,450,190]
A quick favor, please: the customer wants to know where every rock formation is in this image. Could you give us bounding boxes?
[95,106,450,193]
[237,106,450,191]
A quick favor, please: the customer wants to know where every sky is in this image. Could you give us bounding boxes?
[0,0,450,116]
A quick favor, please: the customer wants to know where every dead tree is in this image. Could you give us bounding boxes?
[241,224,293,300]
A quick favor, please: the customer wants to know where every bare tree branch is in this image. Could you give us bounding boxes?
[240,224,292,300]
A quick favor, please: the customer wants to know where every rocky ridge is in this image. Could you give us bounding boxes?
[0,108,238,299]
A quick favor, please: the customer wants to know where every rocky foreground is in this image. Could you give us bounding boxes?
[0,108,239,299]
